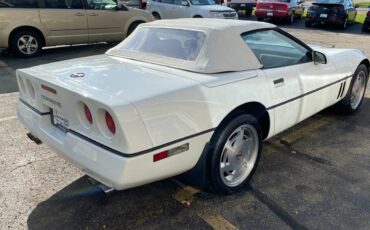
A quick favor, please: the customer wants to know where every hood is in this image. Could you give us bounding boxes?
[194,4,235,11]
[21,55,200,104]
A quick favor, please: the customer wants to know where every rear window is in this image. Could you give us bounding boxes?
[0,0,37,7]
[119,28,206,61]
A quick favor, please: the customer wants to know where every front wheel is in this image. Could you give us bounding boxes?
[207,114,262,195]
[10,30,43,58]
[336,64,368,114]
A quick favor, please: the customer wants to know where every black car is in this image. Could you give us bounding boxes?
[305,0,357,29]
[363,8,370,32]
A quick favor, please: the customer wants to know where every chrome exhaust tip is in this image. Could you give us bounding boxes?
[87,177,115,194]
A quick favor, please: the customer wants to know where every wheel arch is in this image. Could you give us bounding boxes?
[8,26,46,48]
[360,59,370,75]
[127,20,146,36]
[218,101,271,140]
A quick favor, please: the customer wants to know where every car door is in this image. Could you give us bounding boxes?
[39,0,88,45]
[172,0,191,18]
[84,0,129,43]
[158,0,176,18]
[241,29,340,135]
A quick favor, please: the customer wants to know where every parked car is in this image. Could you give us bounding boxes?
[17,19,369,194]
[362,8,370,32]
[227,0,257,16]
[305,0,357,29]
[0,0,153,58]
[146,0,238,19]
[255,0,305,24]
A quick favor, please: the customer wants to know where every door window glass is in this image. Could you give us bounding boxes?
[43,0,83,9]
[86,0,118,9]
[0,0,37,8]
[241,29,311,68]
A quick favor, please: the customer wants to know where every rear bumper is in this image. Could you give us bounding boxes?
[228,3,256,9]
[17,100,212,190]
[255,10,289,19]
[305,12,346,25]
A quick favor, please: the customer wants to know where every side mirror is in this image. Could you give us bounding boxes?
[181,0,189,6]
[312,51,327,65]
[354,4,359,8]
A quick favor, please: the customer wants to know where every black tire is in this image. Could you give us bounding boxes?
[305,20,313,27]
[10,29,43,58]
[340,17,348,30]
[336,64,368,114]
[257,17,264,21]
[206,114,262,195]
[127,21,142,36]
[152,12,161,20]
[287,13,294,24]
[193,15,203,18]
[245,9,253,17]
[362,24,368,32]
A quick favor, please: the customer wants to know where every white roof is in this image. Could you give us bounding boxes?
[106,19,276,73]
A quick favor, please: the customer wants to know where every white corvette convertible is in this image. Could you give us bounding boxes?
[17,19,369,194]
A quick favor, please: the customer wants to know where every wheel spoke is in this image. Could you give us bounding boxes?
[19,37,27,44]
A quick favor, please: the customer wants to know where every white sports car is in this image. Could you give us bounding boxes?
[17,19,369,194]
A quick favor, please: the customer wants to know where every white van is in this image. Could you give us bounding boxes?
[146,0,237,19]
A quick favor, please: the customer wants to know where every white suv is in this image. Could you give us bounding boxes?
[146,0,238,19]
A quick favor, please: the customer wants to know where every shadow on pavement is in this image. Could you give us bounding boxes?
[26,176,211,230]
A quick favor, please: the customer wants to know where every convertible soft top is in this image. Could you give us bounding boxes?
[106,19,276,73]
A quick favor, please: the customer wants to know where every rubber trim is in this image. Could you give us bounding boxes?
[267,75,353,110]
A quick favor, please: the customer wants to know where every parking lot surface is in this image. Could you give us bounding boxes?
[0,21,370,230]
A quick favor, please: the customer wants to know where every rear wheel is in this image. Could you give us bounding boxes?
[341,17,348,30]
[10,30,43,58]
[305,20,313,27]
[336,64,368,114]
[288,13,294,24]
[245,9,253,16]
[152,12,161,20]
[193,15,203,18]
[127,21,142,36]
[206,114,262,195]
[362,24,368,32]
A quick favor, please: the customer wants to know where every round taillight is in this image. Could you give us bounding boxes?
[84,104,93,124]
[105,111,116,134]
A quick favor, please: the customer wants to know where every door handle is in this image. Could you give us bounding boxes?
[75,12,85,16]
[273,78,284,87]
[89,12,98,16]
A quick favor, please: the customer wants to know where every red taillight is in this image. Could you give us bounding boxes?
[84,104,93,124]
[105,111,116,134]
[368,11,370,17]
[153,150,169,162]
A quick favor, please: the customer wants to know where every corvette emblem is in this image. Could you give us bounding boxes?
[70,73,85,78]
[270,5,273,8]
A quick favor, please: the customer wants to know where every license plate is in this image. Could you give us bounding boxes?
[320,14,327,18]
[267,12,273,16]
[240,4,246,6]
[53,110,69,132]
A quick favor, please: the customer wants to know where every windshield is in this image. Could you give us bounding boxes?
[315,0,344,4]
[189,0,215,5]
[119,28,206,61]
